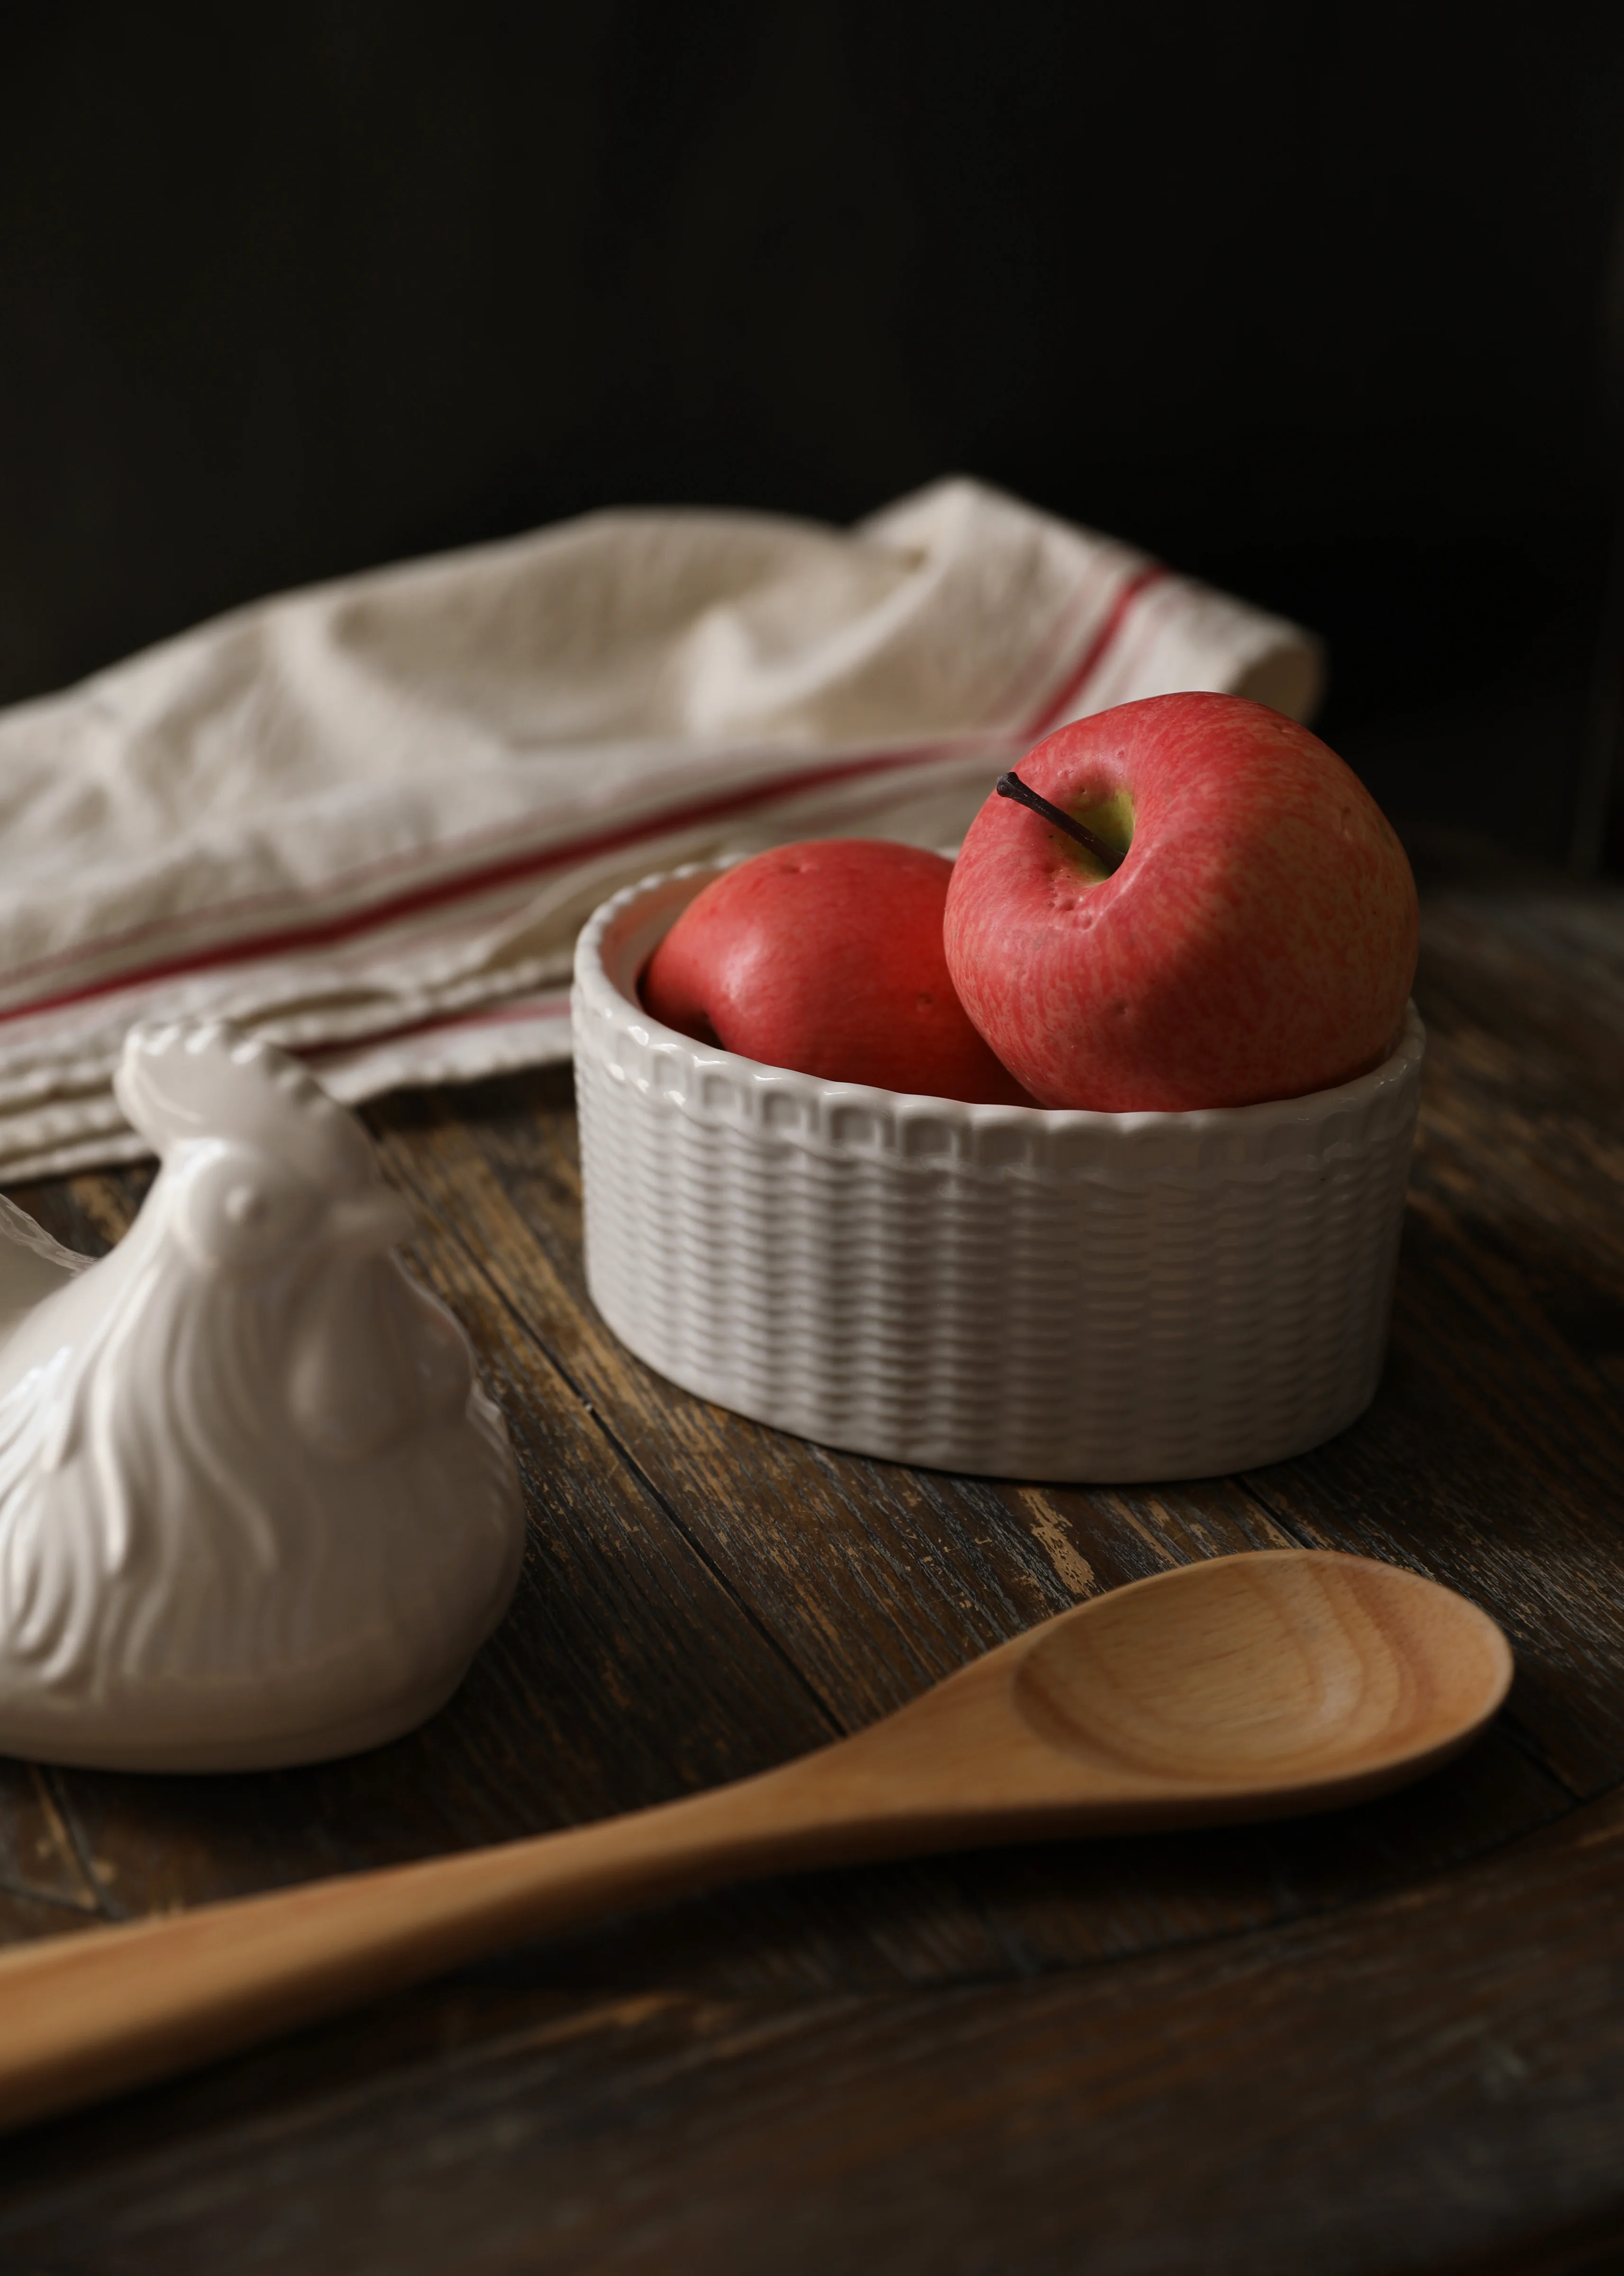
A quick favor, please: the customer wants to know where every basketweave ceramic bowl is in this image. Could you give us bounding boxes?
[572,864,1424,1483]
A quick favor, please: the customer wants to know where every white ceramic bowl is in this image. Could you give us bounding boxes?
[573,864,1424,1482]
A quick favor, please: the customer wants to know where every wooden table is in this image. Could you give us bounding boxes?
[0,838,1622,2275]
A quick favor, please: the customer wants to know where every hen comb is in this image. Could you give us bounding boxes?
[113,1022,377,1193]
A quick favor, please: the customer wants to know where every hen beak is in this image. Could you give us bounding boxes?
[326,1190,414,1257]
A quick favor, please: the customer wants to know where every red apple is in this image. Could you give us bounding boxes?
[641,839,1034,1103]
[943,693,1418,1111]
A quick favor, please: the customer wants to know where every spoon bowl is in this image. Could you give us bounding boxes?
[0,1550,1511,2134]
[1010,1549,1509,1805]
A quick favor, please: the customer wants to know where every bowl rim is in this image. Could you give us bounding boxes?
[574,858,1426,1141]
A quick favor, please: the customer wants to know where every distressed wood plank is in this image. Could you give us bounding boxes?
[0,1885,105,1947]
[2,1774,1624,2276]
[0,1763,100,1916]
[1243,869,1624,1797]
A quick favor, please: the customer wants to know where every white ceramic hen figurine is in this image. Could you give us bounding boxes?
[0,1022,526,1770]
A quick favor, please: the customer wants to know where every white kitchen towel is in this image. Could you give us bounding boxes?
[0,477,1319,1182]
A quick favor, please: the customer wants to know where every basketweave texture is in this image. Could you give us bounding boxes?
[573,865,1424,1482]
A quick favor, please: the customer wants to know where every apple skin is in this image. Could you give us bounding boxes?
[943,693,1418,1111]
[641,839,1035,1104]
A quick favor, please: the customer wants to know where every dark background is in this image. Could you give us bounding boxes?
[2,0,1622,863]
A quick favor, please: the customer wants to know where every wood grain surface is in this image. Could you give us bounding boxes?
[0,836,1622,2274]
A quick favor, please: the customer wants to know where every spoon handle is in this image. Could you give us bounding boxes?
[0,1754,862,2137]
[0,1548,1507,2136]
[0,1623,1104,2136]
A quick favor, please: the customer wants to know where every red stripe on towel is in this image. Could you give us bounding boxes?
[1022,563,1167,741]
[0,738,989,1026]
[299,992,574,1062]
[0,560,1168,1029]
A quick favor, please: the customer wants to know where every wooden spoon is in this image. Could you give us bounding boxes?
[0,1549,1510,2135]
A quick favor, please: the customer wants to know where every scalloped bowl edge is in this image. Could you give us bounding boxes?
[572,862,1424,1481]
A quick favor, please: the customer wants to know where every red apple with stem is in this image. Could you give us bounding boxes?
[943,692,1418,1111]
[641,839,1034,1103]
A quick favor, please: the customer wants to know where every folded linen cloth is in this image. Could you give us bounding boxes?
[0,477,1319,1183]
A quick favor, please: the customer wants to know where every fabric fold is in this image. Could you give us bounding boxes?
[0,477,1319,1181]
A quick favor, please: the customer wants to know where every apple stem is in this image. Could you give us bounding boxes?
[996,771,1124,873]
